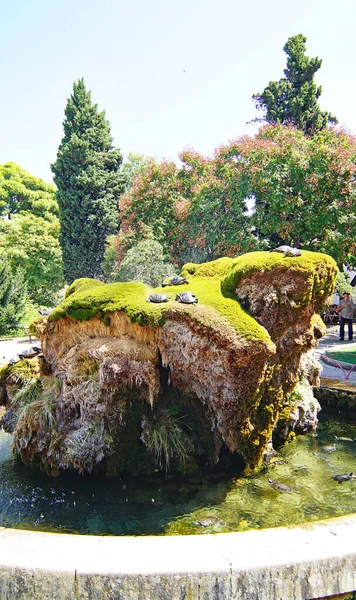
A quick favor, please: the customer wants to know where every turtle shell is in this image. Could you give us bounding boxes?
[162,276,189,287]
[175,292,198,304]
[270,245,302,257]
[146,294,169,303]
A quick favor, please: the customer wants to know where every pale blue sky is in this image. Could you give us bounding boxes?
[1,0,355,183]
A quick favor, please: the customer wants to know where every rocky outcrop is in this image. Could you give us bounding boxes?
[0,250,337,476]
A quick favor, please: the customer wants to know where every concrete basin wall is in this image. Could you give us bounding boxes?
[1,516,356,599]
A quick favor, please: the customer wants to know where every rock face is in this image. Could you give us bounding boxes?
[0,250,337,477]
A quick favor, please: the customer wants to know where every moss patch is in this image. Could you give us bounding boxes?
[221,250,337,305]
[49,250,337,346]
[64,278,106,299]
[181,257,233,279]
[50,275,270,343]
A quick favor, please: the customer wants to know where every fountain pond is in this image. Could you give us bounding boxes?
[1,410,356,537]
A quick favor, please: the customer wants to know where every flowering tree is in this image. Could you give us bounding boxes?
[226,125,356,266]
[117,159,185,263]
[116,126,356,270]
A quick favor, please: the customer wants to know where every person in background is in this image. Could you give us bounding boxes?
[337,292,355,341]
[330,304,339,324]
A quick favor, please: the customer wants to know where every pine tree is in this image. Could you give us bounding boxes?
[253,34,337,134]
[51,79,126,283]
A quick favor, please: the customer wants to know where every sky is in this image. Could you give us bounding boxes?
[1,0,356,183]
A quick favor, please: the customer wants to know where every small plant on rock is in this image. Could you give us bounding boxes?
[140,410,194,476]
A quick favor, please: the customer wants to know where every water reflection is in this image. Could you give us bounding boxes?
[1,412,356,536]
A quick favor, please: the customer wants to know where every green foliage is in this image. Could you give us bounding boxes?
[0,162,58,220]
[140,411,194,475]
[0,163,64,305]
[115,239,176,287]
[16,395,56,435]
[12,380,43,410]
[117,158,184,263]
[0,263,27,335]
[101,235,120,282]
[334,271,353,297]
[221,125,356,266]
[253,34,337,134]
[117,150,258,266]
[0,213,64,305]
[121,152,152,192]
[51,78,126,283]
[116,125,356,269]
[2,358,39,386]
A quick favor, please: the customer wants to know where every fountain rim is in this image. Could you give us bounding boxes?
[1,514,356,599]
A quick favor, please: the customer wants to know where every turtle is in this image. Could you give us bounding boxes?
[8,356,21,366]
[321,443,337,454]
[146,294,169,303]
[268,479,292,493]
[175,292,198,304]
[18,348,40,359]
[162,276,189,287]
[194,516,221,528]
[269,246,302,257]
[332,472,355,484]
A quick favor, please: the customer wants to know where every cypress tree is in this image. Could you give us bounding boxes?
[253,34,337,134]
[51,79,125,283]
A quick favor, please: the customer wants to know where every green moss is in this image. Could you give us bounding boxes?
[0,359,39,386]
[0,364,12,385]
[181,257,233,279]
[221,250,337,304]
[50,275,271,343]
[49,250,337,346]
[64,278,105,299]
[51,281,161,326]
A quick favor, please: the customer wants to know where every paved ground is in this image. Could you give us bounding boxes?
[314,324,356,386]
[0,336,40,367]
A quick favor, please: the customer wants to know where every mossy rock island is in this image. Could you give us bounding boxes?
[0,250,337,477]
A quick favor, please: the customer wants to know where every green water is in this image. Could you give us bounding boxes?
[1,412,356,536]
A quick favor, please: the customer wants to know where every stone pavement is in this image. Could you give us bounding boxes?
[0,336,40,367]
[314,324,356,387]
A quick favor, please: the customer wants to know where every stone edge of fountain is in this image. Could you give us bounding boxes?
[0,514,356,599]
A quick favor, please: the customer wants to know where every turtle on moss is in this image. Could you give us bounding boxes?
[162,276,189,287]
[146,294,169,303]
[270,246,302,257]
[268,479,292,493]
[332,472,355,484]
[175,292,198,304]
